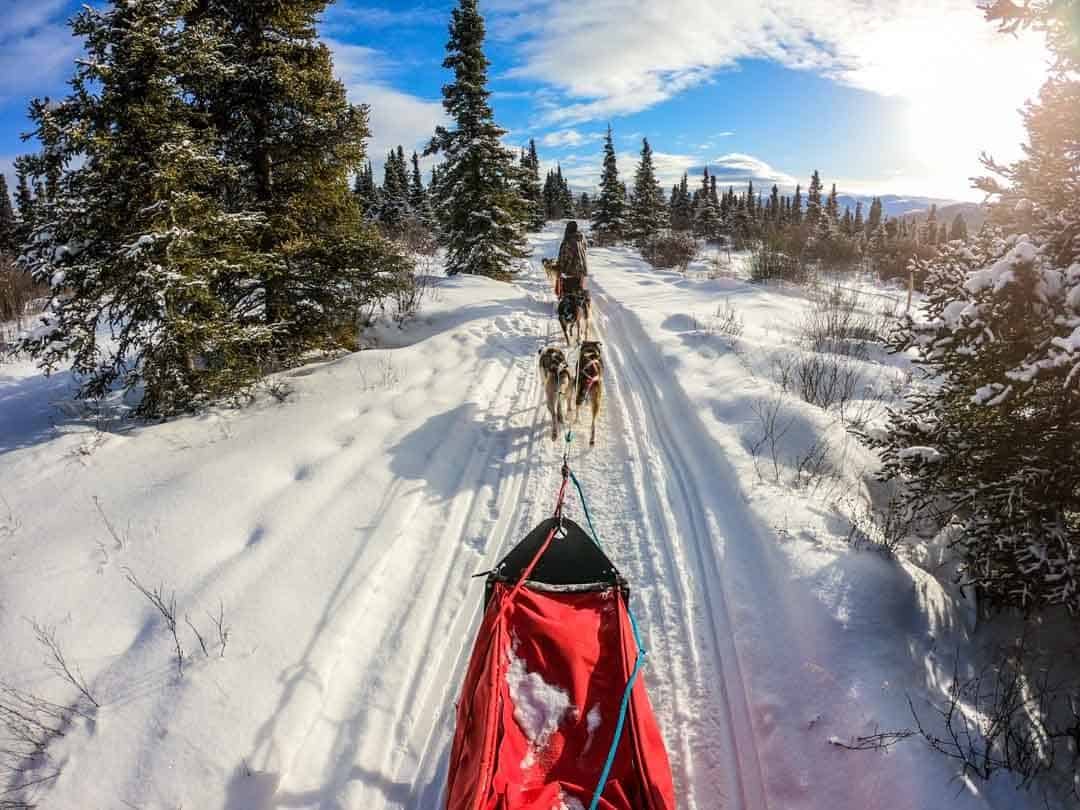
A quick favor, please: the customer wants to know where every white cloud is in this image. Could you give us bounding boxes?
[325,39,447,171]
[539,129,602,148]
[490,0,1050,191]
[702,153,797,189]
[0,19,81,101]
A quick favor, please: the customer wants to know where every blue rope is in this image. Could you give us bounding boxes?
[569,469,648,810]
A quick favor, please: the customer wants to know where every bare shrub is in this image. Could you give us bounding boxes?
[642,232,700,270]
[398,219,439,256]
[842,493,913,554]
[92,496,127,550]
[790,437,837,495]
[800,286,888,357]
[358,355,401,391]
[390,268,436,327]
[209,600,230,659]
[710,299,744,338]
[796,352,862,411]
[749,243,808,285]
[264,380,294,404]
[0,255,47,336]
[29,622,97,709]
[123,569,184,677]
[750,395,794,484]
[0,682,82,807]
[910,641,1080,800]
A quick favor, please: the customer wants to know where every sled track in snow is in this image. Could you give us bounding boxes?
[589,286,770,810]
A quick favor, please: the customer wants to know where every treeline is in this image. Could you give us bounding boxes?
[585,128,970,281]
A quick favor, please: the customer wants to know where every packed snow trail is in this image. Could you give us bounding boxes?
[0,223,1017,809]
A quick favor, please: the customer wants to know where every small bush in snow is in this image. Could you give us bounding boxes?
[711,300,744,338]
[909,637,1080,800]
[641,231,699,270]
[749,243,808,285]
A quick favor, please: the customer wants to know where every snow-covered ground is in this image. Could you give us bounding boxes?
[0,224,1046,809]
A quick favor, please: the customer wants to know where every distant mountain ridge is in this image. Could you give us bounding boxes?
[836,194,989,230]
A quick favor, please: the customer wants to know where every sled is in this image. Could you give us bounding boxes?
[445,517,675,810]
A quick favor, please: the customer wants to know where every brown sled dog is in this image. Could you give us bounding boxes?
[542,258,559,294]
[538,346,573,441]
[574,341,603,447]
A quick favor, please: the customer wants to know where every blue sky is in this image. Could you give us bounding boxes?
[0,0,1052,202]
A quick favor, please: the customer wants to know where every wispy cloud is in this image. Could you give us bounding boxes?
[540,129,603,148]
[325,39,447,170]
[0,0,80,103]
[489,1,1048,165]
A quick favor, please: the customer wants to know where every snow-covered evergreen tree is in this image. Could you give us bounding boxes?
[628,138,667,246]
[591,125,625,246]
[377,147,411,234]
[188,0,408,354]
[0,175,15,253]
[868,0,1080,612]
[949,213,969,242]
[693,168,721,240]
[806,170,823,225]
[20,0,275,414]
[425,0,527,278]
[670,173,693,232]
[354,161,379,219]
[409,151,434,228]
[520,139,545,231]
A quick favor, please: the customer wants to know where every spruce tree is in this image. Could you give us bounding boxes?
[354,161,379,218]
[379,147,411,234]
[866,196,883,236]
[693,168,721,240]
[949,213,969,241]
[409,151,434,228]
[188,0,407,352]
[520,139,545,230]
[806,171,823,225]
[0,175,15,253]
[21,0,275,413]
[591,124,625,245]
[425,0,527,278]
[556,165,574,219]
[867,0,1080,612]
[628,137,667,246]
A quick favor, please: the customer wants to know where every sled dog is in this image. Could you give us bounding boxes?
[574,341,603,447]
[558,291,591,347]
[538,346,573,441]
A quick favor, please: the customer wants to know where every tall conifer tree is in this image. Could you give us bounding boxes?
[628,137,667,245]
[425,0,527,278]
[591,124,625,245]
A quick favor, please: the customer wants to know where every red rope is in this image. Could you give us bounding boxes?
[505,472,570,604]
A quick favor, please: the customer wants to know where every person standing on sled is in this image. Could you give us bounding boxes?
[556,220,588,298]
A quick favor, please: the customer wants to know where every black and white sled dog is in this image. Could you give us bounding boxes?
[538,346,573,441]
[557,291,590,347]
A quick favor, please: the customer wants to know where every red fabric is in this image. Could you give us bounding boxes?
[445,584,675,810]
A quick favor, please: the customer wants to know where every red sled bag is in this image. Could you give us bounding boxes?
[445,517,675,810]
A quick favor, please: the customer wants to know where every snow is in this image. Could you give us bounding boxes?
[506,639,573,765]
[0,223,1055,809]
